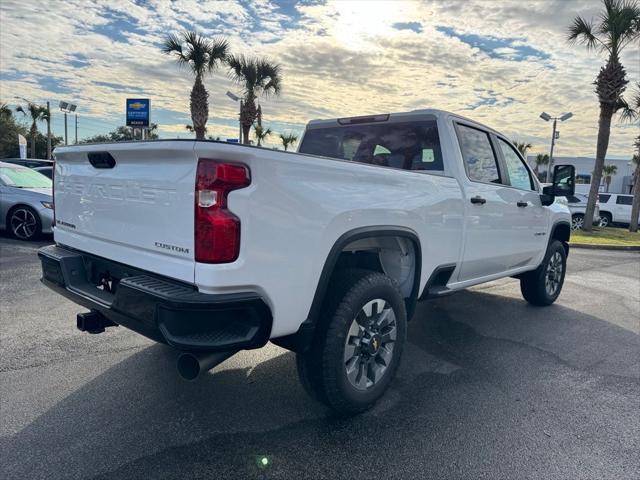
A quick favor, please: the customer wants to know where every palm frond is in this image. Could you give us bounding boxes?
[257,59,282,96]
[227,54,282,97]
[619,82,640,122]
[39,106,50,122]
[163,31,228,77]
[568,15,603,50]
[183,31,210,77]
[162,32,189,70]
[597,0,640,54]
[207,37,229,72]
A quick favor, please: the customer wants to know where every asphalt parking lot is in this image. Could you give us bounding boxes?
[1,235,638,480]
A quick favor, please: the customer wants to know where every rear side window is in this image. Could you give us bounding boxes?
[599,194,611,203]
[616,196,632,205]
[298,120,444,172]
[456,124,500,184]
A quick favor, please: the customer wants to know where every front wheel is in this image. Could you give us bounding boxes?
[9,206,42,240]
[571,214,584,231]
[520,240,567,306]
[296,269,407,416]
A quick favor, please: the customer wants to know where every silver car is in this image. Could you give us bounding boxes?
[0,161,54,240]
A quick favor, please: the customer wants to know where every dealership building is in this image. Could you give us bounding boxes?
[526,155,635,195]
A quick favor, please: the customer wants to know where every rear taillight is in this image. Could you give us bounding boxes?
[195,159,250,263]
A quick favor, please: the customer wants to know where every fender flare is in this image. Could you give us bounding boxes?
[548,220,571,256]
[272,225,422,352]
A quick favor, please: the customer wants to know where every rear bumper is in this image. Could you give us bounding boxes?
[38,245,272,351]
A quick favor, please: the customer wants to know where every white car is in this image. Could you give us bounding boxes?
[598,193,637,227]
[39,109,574,415]
[566,193,601,230]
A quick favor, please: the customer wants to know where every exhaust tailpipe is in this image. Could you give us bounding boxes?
[177,350,237,380]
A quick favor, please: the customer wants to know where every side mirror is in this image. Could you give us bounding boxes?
[541,164,575,206]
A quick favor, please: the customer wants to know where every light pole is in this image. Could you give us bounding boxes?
[540,111,572,182]
[226,91,242,142]
[14,96,51,159]
[59,102,77,145]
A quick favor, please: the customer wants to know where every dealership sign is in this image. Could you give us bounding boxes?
[126,98,150,127]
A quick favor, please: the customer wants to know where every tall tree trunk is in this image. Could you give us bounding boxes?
[30,123,37,158]
[630,161,640,232]
[583,107,613,232]
[242,125,251,145]
[190,74,208,140]
[240,94,257,145]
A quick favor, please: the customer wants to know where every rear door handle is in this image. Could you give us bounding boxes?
[517,201,528,207]
[470,196,486,205]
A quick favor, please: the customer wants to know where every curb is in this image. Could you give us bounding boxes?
[569,243,640,251]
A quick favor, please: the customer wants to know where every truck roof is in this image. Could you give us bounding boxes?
[306,108,503,137]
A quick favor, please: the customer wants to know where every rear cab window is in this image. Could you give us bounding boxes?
[298,119,444,173]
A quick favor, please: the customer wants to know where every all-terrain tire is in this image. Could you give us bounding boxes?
[296,269,407,416]
[520,240,567,306]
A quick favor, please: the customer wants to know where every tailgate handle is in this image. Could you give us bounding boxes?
[88,152,116,169]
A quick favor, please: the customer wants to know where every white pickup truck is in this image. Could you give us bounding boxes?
[39,109,575,415]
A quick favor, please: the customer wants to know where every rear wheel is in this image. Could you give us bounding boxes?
[571,214,584,231]
[520,240,567,306]
[296,269,407,416]
[8,206,41,240]
[598,213,612,228]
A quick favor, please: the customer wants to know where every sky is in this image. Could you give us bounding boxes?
[1,0,638,157]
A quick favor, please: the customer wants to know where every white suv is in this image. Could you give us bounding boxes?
[598,193,637,227]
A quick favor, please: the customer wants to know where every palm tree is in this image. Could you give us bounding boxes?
[514,141,532,157]
[16,102,46,158]
[567,0,640,231]
[227,54,282,144]
[620,82,640,231]
[630,152,640,231]
[280,132,298,151]
[602,164,618,191]
[253,125,272,147]
[534,153,550,178]
[162,31,228,140]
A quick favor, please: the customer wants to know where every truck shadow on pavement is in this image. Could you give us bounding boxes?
[2,290,639,480]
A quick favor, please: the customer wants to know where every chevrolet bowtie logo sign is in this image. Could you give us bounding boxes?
[126,98,150,127]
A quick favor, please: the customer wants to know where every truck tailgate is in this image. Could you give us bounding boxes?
[53,141,197,283]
